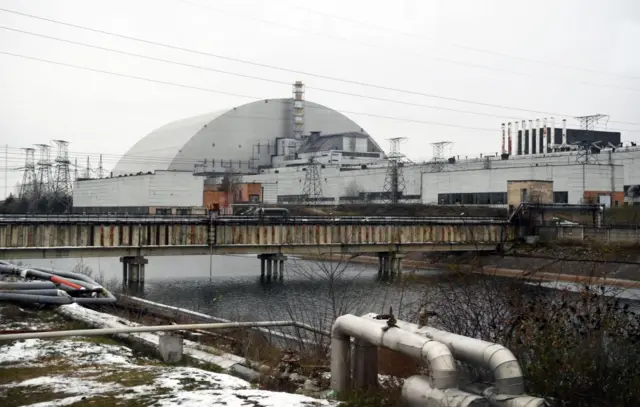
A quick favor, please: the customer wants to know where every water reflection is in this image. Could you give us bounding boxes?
[15,254,640,328]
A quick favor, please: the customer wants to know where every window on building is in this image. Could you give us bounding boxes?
[176,208,190,215]
[437,192,507,205]
[521,188,528,202]
[553,191,568,204]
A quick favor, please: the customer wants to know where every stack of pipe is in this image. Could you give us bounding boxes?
[331,313,549,407]
[0,260,116,305]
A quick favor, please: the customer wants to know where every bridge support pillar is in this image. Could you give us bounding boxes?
[257,254,287,282]
[392,253,405,275]
[120,256,149,286]
[378,252,404,279]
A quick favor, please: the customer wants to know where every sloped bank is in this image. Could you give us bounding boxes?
[0,303,336,407]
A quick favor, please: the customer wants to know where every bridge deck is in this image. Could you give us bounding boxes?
[0,216,514,259]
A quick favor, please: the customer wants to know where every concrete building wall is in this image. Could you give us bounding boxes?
[421,164,623,205]
[507,181,553,206]
[73,171,203,208]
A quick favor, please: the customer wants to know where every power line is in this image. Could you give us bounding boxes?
[171,0,640,93]
[283,1,640,81]
[0,51,503,133]
[0,25,533,122]
[1,7,638,126]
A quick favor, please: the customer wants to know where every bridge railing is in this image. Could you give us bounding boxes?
[0,213,507,225]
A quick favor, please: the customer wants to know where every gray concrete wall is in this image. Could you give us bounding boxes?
[539,225,640,245]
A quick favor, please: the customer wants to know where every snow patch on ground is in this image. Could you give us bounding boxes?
[1,305,337,406]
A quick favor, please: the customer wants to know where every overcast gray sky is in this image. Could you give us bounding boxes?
[1,0,639,197]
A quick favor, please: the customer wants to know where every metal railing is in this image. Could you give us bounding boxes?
[0,320,329,342]
[0,213,508,225]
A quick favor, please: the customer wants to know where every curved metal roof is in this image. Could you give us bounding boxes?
[112,99,369,175]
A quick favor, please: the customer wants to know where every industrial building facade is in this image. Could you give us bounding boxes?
[72,171,205,215]
[70,82,637,214]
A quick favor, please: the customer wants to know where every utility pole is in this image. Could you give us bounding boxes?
[382,137,407,204]
[301,155,323,204]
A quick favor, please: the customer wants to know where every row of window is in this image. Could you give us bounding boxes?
[437,191,569,205]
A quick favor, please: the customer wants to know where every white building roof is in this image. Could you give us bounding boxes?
[112,99,369,175]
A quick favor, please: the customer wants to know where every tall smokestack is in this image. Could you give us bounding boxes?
[501,123,506,154]
[542,118,548,154]
[550,117,556,152]
[562,119,567,147]
[507,122,512,155]
[536,118,542,154]
[515,121,520,155]
[529,120,535,155]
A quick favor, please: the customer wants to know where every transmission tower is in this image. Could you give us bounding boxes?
[430,141,453,172]
[574,114,608,164]
[19,148,37,199]
[97,154,104,178]
[35,144,53,198]
[382,137,407,204]
[301,155,323,204]
[52,140,72,195]
[84,156,92,179]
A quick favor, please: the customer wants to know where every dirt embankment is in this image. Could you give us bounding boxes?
[428,244,640,282]
[310,243,640,287]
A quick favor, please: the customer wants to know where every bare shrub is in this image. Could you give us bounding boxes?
[419,257,640,406]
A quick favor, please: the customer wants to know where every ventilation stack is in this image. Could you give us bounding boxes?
[514,121,520,155]
[292,81,305,140]
[501,123,506,154]
[536,118,541,154]
[529,120,535,155]
[521,120,527,155]
[550,117,556,152]
[562,119,568,148]
[507,122,513,155]
[542,118,548,154]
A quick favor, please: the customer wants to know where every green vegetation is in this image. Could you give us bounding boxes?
[0,193,72,214]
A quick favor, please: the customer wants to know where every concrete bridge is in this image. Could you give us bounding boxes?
[0,215,513,282]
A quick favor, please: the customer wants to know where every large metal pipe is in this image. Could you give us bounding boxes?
[0,293,74,305]
[403,375,488,407]
[0,281,56,290]
[362,314,524,395]
[464,384,548,407]
[0,320,328,342]
[331,314,458,394]
[0,289,69,296]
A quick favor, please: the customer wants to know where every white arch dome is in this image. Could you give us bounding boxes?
[113,98,369,175]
